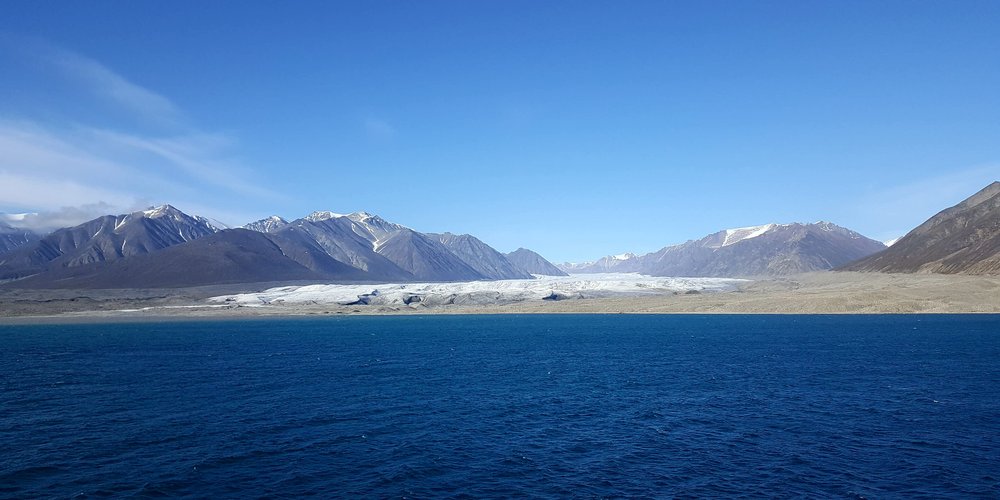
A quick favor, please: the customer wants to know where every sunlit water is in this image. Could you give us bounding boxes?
[2,315,998,497]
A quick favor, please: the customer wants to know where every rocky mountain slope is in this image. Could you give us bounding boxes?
[842,182,1000,274]
[505,248,568,276]
[271,212,413,280]
[432,233,533,280]
[0,221,38,255]
[10,229,339,289]
[375,229,485,281]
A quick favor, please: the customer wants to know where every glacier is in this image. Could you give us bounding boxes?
[209,273,747,307]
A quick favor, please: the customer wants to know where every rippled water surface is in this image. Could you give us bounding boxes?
[2,314,999,497]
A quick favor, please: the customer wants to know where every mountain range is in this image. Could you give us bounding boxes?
[246,211,535,281]
[0,207,561,288]
[0,205,219,282]
[1,181,997,288]
[560,222,887,277]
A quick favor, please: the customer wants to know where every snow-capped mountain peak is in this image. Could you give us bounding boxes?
[304,211,346,222]
[244,215,288,233]
[883,237,900,247]
[346,211,400,226]
[142,204,184,219]
[613,252,637,261]
[814,221,846,233]
[136,205,225,231]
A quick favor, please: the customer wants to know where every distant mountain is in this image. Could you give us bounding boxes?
[432,233,533,280]
[644,222,886,276]
[244,215,288,233]
[0,205,219,281]
[0,221,38,255]
[559,253,642,274]
[560,222,886,277]
[11,229,335,289]
[505,248,568,276]
[842,182,1000,274]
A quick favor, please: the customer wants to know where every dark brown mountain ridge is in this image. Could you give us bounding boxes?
[842,181,1000,275]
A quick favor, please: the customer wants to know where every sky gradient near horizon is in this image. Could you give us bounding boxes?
[1,1,998,262]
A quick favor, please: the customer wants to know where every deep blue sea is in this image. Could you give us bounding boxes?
[2,315,999,498]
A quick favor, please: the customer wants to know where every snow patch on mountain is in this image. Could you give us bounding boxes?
[142,205,180,219]
[347,211,407,240]
[244,215,288,233]
[719,224,777,247]
[304,211,345,222]
[137,205,225,231]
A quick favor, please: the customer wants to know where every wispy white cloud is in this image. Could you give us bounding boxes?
[88,128,279,199]
[0,120,279,225]
[0,120,132,178]
[1,202,147,233]
[40,44,184,127]
[0,171,137,211]
[0,41,280,229]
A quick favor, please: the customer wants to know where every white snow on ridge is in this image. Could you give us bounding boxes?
[347,212,407,239]
[721,223,777,247]
[209,273,747,307]
[884,237,900,247]
[142,206,170,218]
[305,211,346,222]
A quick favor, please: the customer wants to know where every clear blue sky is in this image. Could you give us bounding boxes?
[1,1,997,262]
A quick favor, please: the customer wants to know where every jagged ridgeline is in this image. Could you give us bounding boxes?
[0,206,562,288]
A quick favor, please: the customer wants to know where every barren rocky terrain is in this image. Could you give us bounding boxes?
[2,272,998,324]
